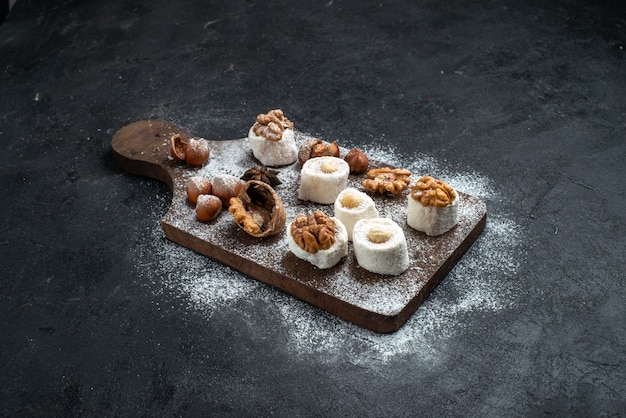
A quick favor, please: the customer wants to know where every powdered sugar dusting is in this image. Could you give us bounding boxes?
[276,212,522,362]
[130,134,524,363]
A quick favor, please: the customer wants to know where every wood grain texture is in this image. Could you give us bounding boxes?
[112,119,487,333]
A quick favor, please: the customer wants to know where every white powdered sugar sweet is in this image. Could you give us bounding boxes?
[130,136,523,364]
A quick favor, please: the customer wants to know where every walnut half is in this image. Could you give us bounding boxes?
[290,210,336,254]
[411,176,457,207]
[252,109,294,141]
[228,180,286,237]
[362,167,411,195]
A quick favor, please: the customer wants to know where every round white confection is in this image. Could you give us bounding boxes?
[333,187,379,241]
[287,217,349,269]
[247,126,298,167]
[406,192,459,236]
[352,218,409,276]
[298,156,350,204]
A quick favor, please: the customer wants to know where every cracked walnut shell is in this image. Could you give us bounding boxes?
[228,180,286,237]
[362,167,411,195]
[252,109,294,141]
[289,211,336,254]
[241,166,281,187]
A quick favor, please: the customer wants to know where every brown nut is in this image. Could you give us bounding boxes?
[411,176,457,207]
[298,138,321,165]
[298,138,340,165]
[212,174,244,208]
[367,227,393,243]
[170,134,210,166]
[228,180,286,237]
[340,192,364,209]
[241,166,281,187]
[344,148,369,174]
[196,194,222,222]
[311,140,340,159]
[186,176,212,204]
[170,134,188,161]
[362,167,411,195]
[289,210,336,254]
[252,109,294,141]
[185,138,210,166]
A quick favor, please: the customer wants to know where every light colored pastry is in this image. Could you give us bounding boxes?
[247,109,298,166]
[352,218,409,276]
[333,187,379,241]
[298,156,350,204]
[287,211,348,269]
[407,176,459,236]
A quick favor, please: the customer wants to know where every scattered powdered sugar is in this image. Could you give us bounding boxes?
[130,134,524,364]
[272,211,523,363]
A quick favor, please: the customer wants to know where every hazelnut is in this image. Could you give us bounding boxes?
[340,193,363,209]
[320,160,339,174]
[344,148,369,174]
[196,194,222,221]
[170,134,188,161]
[298,138,340,165]
[298,138,320,165]
[367,227,392,243]
[311,141,340,159]
[212,174,244,208]
[186,176,212,204]
[185,138,210,166]
[170,134,210,166]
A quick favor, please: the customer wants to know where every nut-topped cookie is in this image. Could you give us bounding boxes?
[407,176,459,236]
[247,109,298,166]
[298,156,350,204]
[286,210,348,269]
[333,187,379,241]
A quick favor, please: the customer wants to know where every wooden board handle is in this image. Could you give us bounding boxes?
[111,119,195,190]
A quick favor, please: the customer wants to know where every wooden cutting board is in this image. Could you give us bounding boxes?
[112,119,487,333]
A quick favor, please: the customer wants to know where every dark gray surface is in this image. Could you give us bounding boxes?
[1,0,625,416]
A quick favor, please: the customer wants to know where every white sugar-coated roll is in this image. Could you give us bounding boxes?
[333,187,379,241]
[247,127,298,167]
[287,217,349,269]
[407,193,459,236]
[298,156,350,204]
[352,218,409,276]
